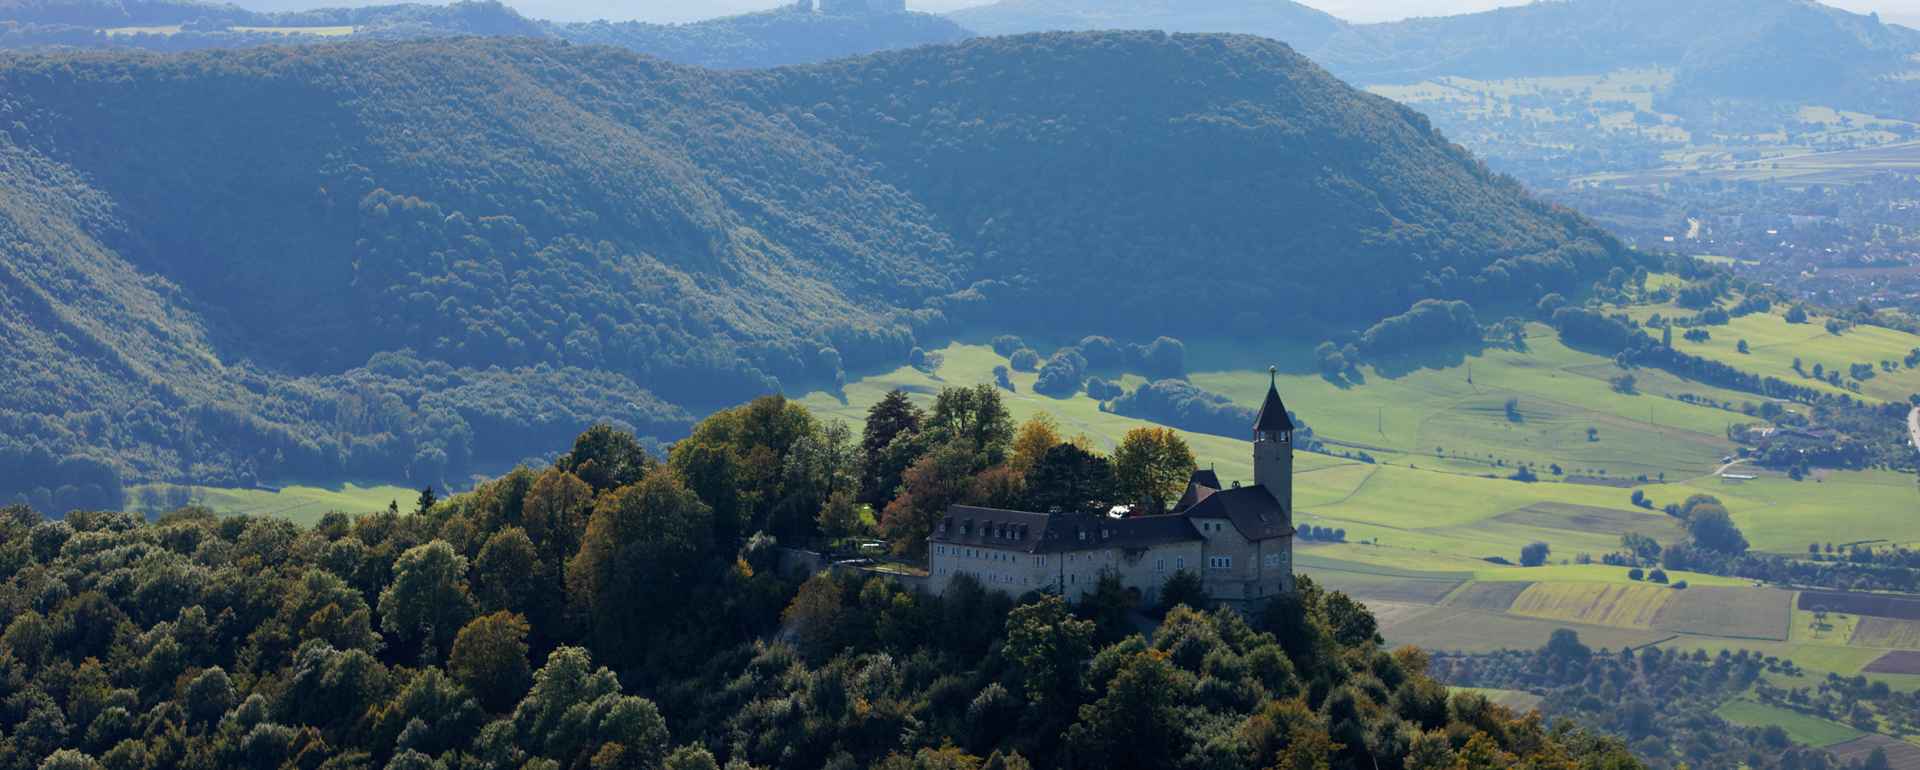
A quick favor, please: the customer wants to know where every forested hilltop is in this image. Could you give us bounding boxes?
[0,32,1631,507]
[545,6,971,71]
[0,394,1650,770]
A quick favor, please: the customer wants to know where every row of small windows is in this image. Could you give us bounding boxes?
[934,544,1053,567]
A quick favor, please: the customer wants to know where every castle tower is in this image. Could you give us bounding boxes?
[1252,366,1293,527]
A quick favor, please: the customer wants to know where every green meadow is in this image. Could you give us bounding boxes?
[1187,326,1745,480]
[1672,307,1920,404]
[126,482,416,525]
[1714,700,1865,747]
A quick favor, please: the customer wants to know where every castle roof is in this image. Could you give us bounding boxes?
[1181,485,1293,541]
[932,505,1202,554]
[1253,369,1295,432]
[1173,468,1221,511]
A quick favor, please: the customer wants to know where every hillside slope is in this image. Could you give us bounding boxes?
[737,32,1627,334]
[0,33,1628,506]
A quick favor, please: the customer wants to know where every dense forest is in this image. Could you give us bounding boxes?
[0,392,1653,770]
[0,32,1630,506]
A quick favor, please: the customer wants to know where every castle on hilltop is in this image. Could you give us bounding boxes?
[928,370,1297,608]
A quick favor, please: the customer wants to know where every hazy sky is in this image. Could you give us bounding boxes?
[604,0,1920,27]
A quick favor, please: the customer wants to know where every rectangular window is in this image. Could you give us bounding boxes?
[1209,556,1233,570]
[1264,553,1279,568]
[1156,558,1166,572]
[1175,557,1185,570]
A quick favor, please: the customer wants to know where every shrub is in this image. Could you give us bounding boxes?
[1628,567,1644,581]
[1132,336,1186,377]
[1033,349,1087,397]
[1084,377,1123,401]
[1076,336,1124,369]
[1648,568,1669,584]
[993,365,1014,392]
[1360,299,1481,355]
[991,335,1026,357]
[1008,348,1041,372]
[1109,379,1269,439]
[1520,541,1550,567]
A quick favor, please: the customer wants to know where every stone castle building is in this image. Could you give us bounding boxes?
[927,371,1297,607]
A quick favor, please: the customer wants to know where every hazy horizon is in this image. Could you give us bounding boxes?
[587,0,1920,26]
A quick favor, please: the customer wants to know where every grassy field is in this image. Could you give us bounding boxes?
[1645,305,1920,404]
[1714,699,1865,746]
[1669,469,1920,552]
[1186,326,1744,480]
[126,482,414,524]
[1449,687,1544,712]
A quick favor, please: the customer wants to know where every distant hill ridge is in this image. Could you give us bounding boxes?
[950,0,1920,116]
[0,0,973,69]
[0,32,1629,503]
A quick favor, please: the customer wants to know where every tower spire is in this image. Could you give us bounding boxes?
[1253,367,1295,433]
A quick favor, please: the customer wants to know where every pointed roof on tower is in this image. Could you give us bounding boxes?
[1252,366,1296,432]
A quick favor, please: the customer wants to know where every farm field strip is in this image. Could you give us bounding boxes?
[1441,581,1531,612]
[1826,735,1920,770]
[1506,582,1675,629]
[1649,586,1793,641]
[1852,618,1920,650]
[1864,651,1920,675]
